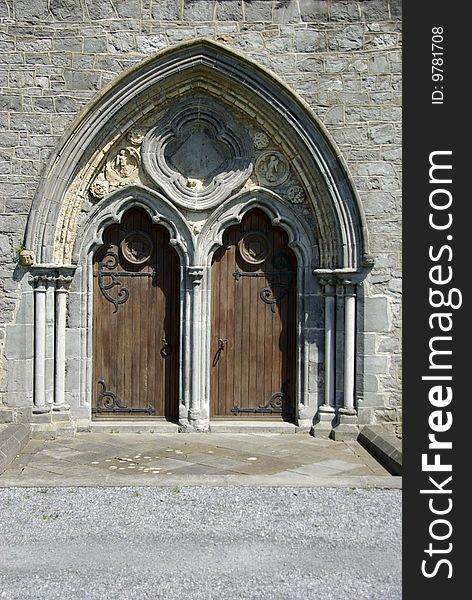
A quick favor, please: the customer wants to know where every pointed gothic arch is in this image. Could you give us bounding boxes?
[24,38,370,272]
[22,38,372,433]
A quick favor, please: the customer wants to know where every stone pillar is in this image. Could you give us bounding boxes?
[54,275,72,410]
[312,277,336,437]
[187,266,209,431]
[332,280,359,440]
[45,275,55,408]
[33,275,48,413]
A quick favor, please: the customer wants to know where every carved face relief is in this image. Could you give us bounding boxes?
[255,151,290,187]
[142,97,254,210]
[18,249,35,267]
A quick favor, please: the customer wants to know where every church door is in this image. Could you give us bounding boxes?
[210,209,296,420]
[92,207,179,419]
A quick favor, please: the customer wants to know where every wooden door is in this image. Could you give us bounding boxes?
[210,209,296,420]
[92,207,179,419]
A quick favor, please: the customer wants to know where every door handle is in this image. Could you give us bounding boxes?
[161,338,172,357]
[218,338,227,351]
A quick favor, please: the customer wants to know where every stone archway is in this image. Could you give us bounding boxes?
[22,39,371,436]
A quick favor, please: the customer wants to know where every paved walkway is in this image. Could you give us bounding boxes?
[0,432,400,488]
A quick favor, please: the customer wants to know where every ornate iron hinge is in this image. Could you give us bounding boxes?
[231,391,287,415]
[93,250,157,313]
[232,270,294,313]
[92,380,155,415]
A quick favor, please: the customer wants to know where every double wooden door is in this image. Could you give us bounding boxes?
[210,209,296,420]
[92,208,179,419]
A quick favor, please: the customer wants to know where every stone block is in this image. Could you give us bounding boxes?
[13,0,49,22]
[84,0,116,20]
[63,70,100,91]
[113,0,143,19]
[365,355,389,376]
[364,296,390,332]
[369,123,395,144]
[273,0,301,24]
[329,1,359,22]
[361,0,389,22]
[216,0,243,21]
[294,30,326,53]
[136,34,168,53]
[151,0,180,20]
[328,25,364,51]
[362,191,397,215]
[4,324,33,360]
[358,425,402,475]
[244,0,273,22]
[50,0,85,21]
[183,0,214,21]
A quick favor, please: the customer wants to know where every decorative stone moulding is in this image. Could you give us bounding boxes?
[142,96,255,210]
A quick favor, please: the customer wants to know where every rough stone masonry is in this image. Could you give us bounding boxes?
[0,1,402,432]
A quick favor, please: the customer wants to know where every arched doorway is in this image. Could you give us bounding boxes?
[92,207,179,419]
[210,209,296,420]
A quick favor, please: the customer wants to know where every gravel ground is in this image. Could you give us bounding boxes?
[0,487,401,600]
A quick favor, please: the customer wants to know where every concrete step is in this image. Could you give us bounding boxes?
[87,421,180,434]
[209,421,309,434]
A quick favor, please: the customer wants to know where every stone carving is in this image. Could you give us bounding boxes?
[142,96,254,210]
[107,147,140,184]
[238,232,272,265]
[89,179,109,200]
[253,130,269,149]
[127,127,146,146]
[120,231,153,265]
[189,221,204,235]
[18,249,35,267]
[255,151,289,187]
[287,185,305,204]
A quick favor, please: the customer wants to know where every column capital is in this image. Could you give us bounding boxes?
[55,274,73,292]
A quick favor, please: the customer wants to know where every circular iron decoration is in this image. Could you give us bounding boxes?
[120,231,153,265]
[238,231,272,265]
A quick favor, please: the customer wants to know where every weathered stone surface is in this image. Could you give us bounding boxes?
[216,0,243,21]
[244,0,273,22]
[328,25,364,51]
[183,0,215,22]
[49,0,84,22]
[84,0,116,20]
[151,0,180,21]
[294,30,326,53]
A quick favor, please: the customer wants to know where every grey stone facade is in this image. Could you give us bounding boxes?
[0,1,401,434]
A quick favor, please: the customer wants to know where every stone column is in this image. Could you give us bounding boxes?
[332,280,359,440]
[33,275,48,413]
[312,277,336,437]
[187,266,209,431]
[54,275,72,410]
[45,275,55,408]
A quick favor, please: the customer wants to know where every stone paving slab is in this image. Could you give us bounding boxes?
[0,433,401,488]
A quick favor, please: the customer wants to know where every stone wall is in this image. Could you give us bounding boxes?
[0,0,402,428]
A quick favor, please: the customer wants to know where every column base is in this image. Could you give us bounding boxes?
[330,412,359,441]
[32,405,51,415]
[311,407,335,438]
[52,403,70,412]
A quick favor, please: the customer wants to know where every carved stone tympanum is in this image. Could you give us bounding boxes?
[142,96,254,210]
